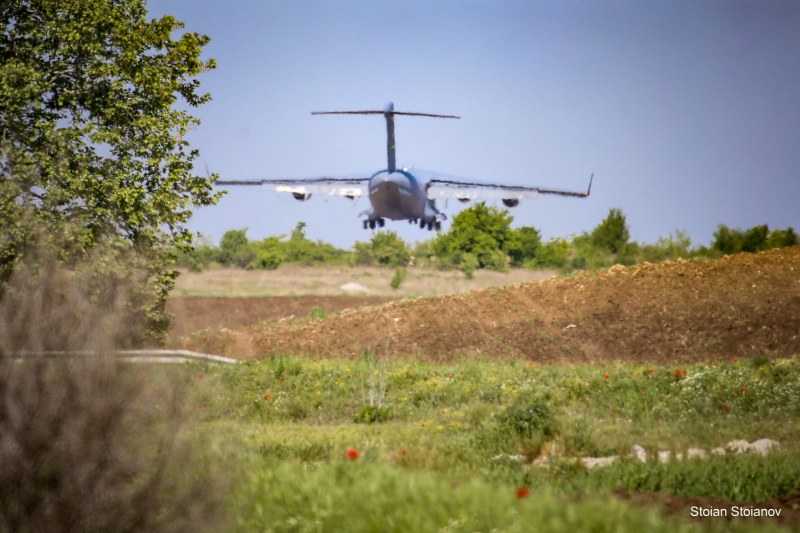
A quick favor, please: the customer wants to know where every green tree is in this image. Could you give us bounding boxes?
[741,224,769,253]
[219,229,254,267]
[590,208,630,254]
[712,224,743,254]
[248,236,285,270]
[432,202,515,270]
[766,227,798,249]
[1,0,219,340]
[507,226,542,267]
[354,230,410,267]
[283,222,348,265]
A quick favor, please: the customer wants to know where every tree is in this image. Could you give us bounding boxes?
[219,229,253,268]
[354,230,410,267]
[712,224,742,254]
[766,227,798,249]
[507,226,542,267]
[432,202,516,269]
[590,208,630,254]
[1,1,219,340]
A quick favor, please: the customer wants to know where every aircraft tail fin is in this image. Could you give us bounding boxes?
[312,102,459,171]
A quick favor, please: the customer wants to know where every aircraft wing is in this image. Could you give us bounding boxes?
[216,175,370,199]
[421,169,593,202]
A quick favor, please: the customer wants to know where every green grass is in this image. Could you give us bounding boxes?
[184,355,800,531]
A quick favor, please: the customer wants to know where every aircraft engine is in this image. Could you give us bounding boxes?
[502,198,519,208]
[292,192,312,201]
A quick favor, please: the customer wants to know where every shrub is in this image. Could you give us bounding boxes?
[432,202,516,268]
[498,398,555,439]
[354,230,410,267]
[590,208,630,255]
[0,247,225,532]
[390,267,407,289]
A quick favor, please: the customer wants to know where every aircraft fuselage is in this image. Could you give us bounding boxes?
[364,169,444,230]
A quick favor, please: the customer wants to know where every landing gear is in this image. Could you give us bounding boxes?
[363,218,385,230]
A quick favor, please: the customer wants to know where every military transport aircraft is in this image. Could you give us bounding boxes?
[216,102,593,231]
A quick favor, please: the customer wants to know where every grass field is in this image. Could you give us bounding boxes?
[171,265,557,298]
[181,354,800,531]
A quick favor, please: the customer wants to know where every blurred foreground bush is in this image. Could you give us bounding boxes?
[0,245,226,532]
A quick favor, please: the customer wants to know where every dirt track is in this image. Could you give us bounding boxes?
[175,247,800,363]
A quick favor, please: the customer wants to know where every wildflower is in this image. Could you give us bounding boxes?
[516,486,530,499]
[399,449,408,457]
[264,392,271,400]
[346,448,360,460]
[722,403,730,411]
[603,373,609,380]
[731,357,738,363]
[741,387,748,394]
[673,369,682,378]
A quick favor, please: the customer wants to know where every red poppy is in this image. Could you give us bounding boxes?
[399,449,408,457]
[264,392,271,400]
[346,448,360,460]
[516,486,530,499]
[603,373,609,379]
[722,403,730,411]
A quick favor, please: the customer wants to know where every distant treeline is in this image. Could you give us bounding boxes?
[177,206,798,275]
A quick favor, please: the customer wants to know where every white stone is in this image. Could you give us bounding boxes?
[339,282,369,294]
[581,456,618,469]
[631,444,647,463]
[726,439,750,454]
[747,439,780,456]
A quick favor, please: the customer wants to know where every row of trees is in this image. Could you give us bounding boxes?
[178,204,798,275]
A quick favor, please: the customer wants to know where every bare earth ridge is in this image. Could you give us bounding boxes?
[175,247,800,363]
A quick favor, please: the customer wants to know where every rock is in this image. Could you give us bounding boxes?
[339,282,369,294]
[686,448,707,459]
[726,439,750,454]
[631,444,647,463]
[748,438,780,456]
[581,456,618,469]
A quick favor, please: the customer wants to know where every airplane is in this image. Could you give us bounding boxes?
[216,102,593,231]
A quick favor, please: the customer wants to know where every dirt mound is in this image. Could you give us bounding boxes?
[233,247,800,363]
[166,295,392,345]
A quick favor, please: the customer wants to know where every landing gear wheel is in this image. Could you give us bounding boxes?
[369,220,376,230]
[378,218,385,228]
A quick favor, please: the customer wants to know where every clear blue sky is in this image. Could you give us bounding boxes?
[148,0,800,249]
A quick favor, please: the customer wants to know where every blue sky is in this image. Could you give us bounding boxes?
[148,1,800,249]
